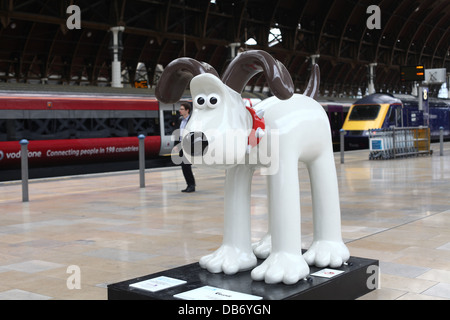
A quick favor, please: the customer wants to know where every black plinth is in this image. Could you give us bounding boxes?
[108,256,378,300]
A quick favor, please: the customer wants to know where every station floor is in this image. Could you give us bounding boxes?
[0,143,450,300]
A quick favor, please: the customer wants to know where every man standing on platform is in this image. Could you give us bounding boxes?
[175,102,196,193]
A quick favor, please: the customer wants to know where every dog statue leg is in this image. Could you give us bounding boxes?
[251,156,310,284]
[303,150,350,268]
[199,165,257,275]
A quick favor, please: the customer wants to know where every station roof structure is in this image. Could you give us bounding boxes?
[0,0,449,97]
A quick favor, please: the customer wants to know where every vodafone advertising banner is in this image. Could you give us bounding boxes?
[0,137,161,169]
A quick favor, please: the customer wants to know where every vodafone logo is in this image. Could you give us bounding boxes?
[0,150,4,161]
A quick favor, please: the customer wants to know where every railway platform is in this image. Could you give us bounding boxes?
[0,143,450,300]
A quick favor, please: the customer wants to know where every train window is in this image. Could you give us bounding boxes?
[72,118,111,139]
[0,117,160,141]
[349,105,380,121]
[110,118,131,137]
[9,119,27,140]
[71,118,159,139]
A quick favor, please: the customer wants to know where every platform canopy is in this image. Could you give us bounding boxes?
[0,0,449,97]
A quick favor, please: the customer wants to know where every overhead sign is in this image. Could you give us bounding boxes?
[401,65,425,82]
[425,68,446,84]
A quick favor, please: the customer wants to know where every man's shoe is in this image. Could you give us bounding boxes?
[181,186,196,193]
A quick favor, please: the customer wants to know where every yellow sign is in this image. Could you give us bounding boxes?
[134,81,148,88]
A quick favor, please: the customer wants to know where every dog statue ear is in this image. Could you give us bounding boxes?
[221,50,294,100]
[156,58,219,104]
[303,64,320,100]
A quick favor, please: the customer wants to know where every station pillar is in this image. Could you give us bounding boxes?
[368,63,377,94]
[418,86,429,127]
[110,26,125,88]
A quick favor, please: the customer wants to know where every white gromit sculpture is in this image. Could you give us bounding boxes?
[156,50,350,285]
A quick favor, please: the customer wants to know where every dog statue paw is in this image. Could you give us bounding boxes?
[304,240,350,268]
[199,245,257,275]
[251,252,310,285]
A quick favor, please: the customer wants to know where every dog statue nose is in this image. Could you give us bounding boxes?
[182,132,209,157]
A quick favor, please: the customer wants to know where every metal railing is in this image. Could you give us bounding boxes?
[369,127,431,160]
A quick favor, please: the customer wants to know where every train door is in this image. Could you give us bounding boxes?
[158,102,181,156]
[327,105,344,151]
[387,104,403,128]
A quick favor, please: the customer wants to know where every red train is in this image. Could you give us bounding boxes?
[0,85,350,172]
[0,85,183,170]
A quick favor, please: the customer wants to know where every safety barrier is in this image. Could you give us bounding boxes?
[18,135,148,202]
[369,127,431,160]
[20,139,29,202]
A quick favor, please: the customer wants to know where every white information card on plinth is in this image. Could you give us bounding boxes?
[310,268,345,279]
[130,276,187,292]
[174,286,262,300]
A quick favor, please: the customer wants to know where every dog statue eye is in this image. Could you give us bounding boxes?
[194,94,207,109]
[207,94,220,108]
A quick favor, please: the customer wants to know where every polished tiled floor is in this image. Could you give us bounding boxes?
[0,143,449,300]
